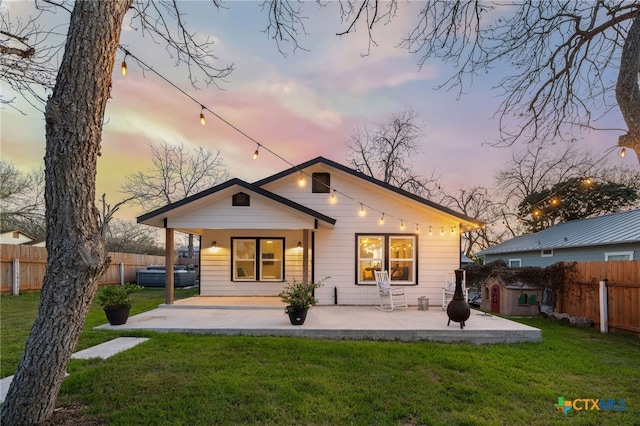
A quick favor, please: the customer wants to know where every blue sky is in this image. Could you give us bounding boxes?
[1,1,632,220]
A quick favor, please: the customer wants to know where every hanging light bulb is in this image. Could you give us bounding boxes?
[400,220,405,231]
[253,145,260,160]
[329,190,337,205]
[297,173,305,188]
[121,56,128,76]
[428,226,433,236]
[199,106,206,126]
[415,224,420,234]
[620,147,627,158]
[440,227,444,236]
[358,204,366,217]
[379,213,385,225]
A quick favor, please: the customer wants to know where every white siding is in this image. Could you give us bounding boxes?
[262,165,462,306]
[200,229,307,296]
[169,194,316,230]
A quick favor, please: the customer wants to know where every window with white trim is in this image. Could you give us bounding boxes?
[604,251,633,261]
[541,249,554,257]
[508,259,522,268]
[356,234,417,284]
[232,238,284,281]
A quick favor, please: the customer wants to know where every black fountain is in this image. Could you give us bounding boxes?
[446,269,471,329]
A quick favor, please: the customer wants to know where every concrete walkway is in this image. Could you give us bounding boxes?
[95,297,541,344]
[0,337,148,403]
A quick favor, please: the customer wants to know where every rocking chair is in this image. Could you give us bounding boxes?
[374,270,408,311]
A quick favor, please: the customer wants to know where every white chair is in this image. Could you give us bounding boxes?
[375,270,408,311]
[442,271,469,310]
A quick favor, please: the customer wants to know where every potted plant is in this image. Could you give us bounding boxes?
[96,283,142,325]
[278,277,328,325]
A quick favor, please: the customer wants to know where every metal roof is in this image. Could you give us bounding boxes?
[477,209,640,256]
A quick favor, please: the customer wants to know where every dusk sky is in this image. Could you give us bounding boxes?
[2,1,634,221]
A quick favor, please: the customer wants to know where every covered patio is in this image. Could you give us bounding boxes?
[96,297,541,344]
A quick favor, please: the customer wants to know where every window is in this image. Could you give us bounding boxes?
[312,172,330,193]
[232,238,284,281]
[605,251,633,261]
[541,249,554,257]
[356,234,417,284]
[232,192,250,206]
[508,259,522,268]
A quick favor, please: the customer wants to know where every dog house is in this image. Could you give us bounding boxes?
[480,275,542,316]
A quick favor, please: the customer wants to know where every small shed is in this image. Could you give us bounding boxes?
[480,274,542,316]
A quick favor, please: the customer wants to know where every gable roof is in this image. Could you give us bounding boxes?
[254,156,483,228]
[137,178,337,228]
[477,209,640,256]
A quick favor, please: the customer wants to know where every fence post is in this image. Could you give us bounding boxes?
[120,262,125,285]
[12,259,19,296]
[599,279,608,333]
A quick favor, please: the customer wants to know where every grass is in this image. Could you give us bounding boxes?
[2,290,639,425]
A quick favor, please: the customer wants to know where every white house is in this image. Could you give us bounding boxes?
[137,157,483,306]
[0,229,35,245]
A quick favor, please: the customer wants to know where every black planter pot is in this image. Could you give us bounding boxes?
[104,306,131,326]
[287,307,308,325]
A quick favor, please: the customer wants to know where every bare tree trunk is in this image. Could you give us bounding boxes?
[1,1,132,424]
[616,14,640,164]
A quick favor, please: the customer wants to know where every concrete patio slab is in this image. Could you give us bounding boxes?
[95,298,541,344]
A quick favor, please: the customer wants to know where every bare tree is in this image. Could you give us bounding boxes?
[494,143,637,237]
[103,218,164,255]
[98,193,135,237]
[121,141,229,209]
[336,1,640,163]
[346,109,441,198]
[0,160,46,240]
[495,144,599,210]
[121,140,229,258]
[439,186,507,258]
[0,3,62,110]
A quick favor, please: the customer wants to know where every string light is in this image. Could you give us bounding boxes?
[199,105,206,126]
[620,147,626,158]
[440,227,444,236]
[415,224,420,234]
[121,52,128,76]
[428,226,433,236]
[400,220,405,231]
[112,46,489,235]
[329,190,337,205]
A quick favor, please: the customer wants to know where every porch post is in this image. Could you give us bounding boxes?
[165,227,175,305]
[302,229,310,284]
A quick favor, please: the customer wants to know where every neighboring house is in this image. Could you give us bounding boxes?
[461,254,474,266]
[0,229,35,245]
[177,245,200,258]
[138,157,483,306]
[476,209,640,267]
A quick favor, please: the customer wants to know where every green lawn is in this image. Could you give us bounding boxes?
[2,290,639,425]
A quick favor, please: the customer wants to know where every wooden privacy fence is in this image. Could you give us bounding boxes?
[0,244,196,295]
[559,260,640,336]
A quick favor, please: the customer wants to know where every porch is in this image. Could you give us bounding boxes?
[95,297,541,344]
